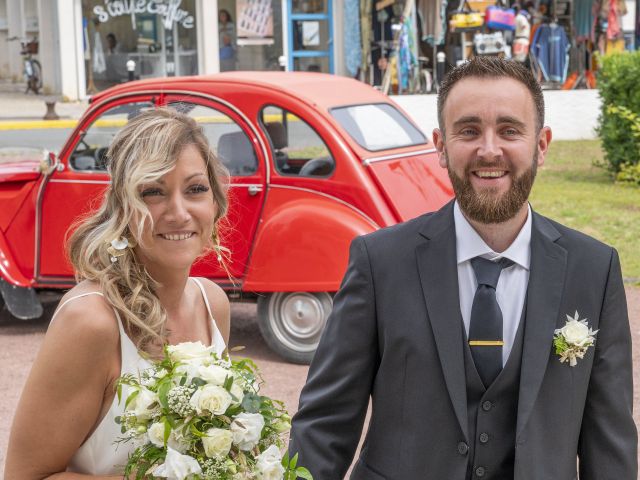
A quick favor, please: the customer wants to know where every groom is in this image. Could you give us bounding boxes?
[289,57,637,479]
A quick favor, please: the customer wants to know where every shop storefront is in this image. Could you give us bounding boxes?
[83,0,199,91]
[349,0,639,94]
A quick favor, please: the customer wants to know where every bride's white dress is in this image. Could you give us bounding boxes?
[49,278,226,475]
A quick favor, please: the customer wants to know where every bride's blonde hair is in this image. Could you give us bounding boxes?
[68,108,229,350]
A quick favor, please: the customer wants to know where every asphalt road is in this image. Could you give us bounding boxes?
[1,288,639,476]
[0,128,71,153]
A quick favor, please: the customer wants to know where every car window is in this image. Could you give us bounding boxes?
[260,106,335,178]
[330,103,426,151]
[167,102,258,176]
[69,101,154,172]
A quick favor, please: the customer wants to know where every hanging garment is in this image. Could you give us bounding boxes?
[531,23,570,83]
[360,0,373,72]
[573,0,594,40]
[398,14,417,92]
[344,0,362,76]
[606,0,622,39]
[93,32,106,74]
[419,0,448,45]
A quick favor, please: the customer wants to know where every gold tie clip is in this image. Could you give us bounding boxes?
[469,340,504,346]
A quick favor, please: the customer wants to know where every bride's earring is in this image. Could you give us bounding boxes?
[106,235,136,263]
[212,227,223,263]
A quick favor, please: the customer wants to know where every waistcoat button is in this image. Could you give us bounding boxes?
[479,432,489,443]
[475,466,486,477]
[482,400,493,411]
[457,442,469,455]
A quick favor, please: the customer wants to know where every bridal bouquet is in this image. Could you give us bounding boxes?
[115,341,312,480]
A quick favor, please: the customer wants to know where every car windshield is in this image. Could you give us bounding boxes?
[330,103,427,151]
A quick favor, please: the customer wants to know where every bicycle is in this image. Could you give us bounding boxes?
[8,36,43,95]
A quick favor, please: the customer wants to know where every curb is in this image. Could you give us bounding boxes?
[0,119,80,130]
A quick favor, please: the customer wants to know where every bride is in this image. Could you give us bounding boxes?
[5,109,231,478]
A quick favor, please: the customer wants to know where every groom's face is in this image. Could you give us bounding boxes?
[433,76,551,224]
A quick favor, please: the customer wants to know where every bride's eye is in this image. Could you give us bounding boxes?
[141,187,163,197]
[188,184,210,194]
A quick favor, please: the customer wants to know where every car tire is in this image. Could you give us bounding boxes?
[257,292,333,365]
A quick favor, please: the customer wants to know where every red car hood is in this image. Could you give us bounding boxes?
[365,149,454,222]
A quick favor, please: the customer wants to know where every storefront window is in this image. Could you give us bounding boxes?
[82,0,198,91]
[217,0,284,71]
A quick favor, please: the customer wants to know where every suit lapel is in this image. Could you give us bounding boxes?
[516,212,567,440]
[416,201,469,441]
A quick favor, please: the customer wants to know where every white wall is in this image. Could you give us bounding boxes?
[6,0,25,80]
[197,0,219,74]
[37,0,84,99]
[0,0,9,77]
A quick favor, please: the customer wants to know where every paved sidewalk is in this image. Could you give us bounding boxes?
[0,78,601,140]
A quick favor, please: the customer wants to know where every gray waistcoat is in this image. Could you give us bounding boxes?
[464,306,527,480]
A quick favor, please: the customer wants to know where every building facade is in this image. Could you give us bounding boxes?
[0,0,346,100]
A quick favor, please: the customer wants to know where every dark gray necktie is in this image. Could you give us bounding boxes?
[469,256,514,388]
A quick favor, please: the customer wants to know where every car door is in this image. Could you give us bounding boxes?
[163,95,267,283]
[38,96,157,281]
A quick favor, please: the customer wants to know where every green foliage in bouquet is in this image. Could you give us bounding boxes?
[596,51,640,173]
[114,341,312,480]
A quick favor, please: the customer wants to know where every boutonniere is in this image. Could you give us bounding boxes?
[553,311,598,366]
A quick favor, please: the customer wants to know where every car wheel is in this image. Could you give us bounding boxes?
[257,292,333,364]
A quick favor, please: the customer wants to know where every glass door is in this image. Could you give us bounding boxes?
[287,0,334,73]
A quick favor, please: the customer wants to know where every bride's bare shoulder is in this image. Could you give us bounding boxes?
[50,280,119,343]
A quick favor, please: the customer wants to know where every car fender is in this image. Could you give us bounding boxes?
[242,186,378,292]
[0,230,31,287]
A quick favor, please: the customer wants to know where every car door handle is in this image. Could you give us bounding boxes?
[247,185,263,196]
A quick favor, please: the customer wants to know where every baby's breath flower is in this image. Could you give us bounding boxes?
[167,385,197,416]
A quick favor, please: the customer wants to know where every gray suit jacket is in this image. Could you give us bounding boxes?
[289,201,637,479]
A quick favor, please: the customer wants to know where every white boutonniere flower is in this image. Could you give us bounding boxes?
[553,311,598,366]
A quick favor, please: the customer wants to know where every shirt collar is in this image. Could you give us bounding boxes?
[454,201,532,270]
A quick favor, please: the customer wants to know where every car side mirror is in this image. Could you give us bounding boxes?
[39,150,60,174]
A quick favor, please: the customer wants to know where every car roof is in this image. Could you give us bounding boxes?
[90,72,391,111]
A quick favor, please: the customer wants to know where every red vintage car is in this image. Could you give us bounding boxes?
[0,72,452,363]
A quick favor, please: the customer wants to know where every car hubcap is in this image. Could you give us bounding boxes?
[268,292,332,353]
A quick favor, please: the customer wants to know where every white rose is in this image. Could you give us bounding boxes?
[189,385,233,416]
[231,412,265,451]
[560,320,590,346]
[202,427,233,458]
[167,429,191,454]
[148,422,165,447]
[167,341,214,363]
[175,363,201,383]
[229,381,245,405]
[256,445,285,480]
[126,387,159,421]
[198,364,232,386]
[152,447,202,480]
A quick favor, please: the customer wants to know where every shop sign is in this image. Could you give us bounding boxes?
[93,0,195,30]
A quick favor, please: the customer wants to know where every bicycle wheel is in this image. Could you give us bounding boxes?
[29,60,42,94]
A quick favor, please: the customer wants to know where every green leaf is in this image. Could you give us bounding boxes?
[191,377,207,387]
[163,417,171,446]
[296,466,314,480]
[281,450,290,468]
[290,452,298,469]
[158,379,172,410]
[124,389,140,410]
[241,392,262,413]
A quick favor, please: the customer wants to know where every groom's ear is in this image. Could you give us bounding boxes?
[433,128,447,169]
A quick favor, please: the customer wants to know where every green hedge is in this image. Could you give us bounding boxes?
[596,51,640,172]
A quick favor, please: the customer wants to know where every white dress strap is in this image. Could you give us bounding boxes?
[191,277,226,351]
[50,291,105,324]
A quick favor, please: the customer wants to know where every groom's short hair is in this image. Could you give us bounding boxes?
[437,57,545,134]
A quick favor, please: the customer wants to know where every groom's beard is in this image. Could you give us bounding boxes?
[446,150,538,224]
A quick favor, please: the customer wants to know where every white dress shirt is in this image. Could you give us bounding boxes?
[454,201,532,365]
